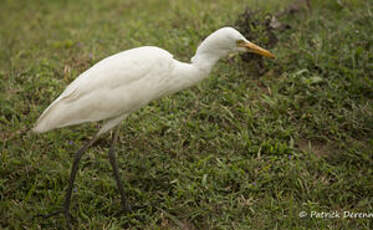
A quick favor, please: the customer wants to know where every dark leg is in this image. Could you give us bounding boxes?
[63,135,99,228]
[107,126,130,212]
[37,134,99,229]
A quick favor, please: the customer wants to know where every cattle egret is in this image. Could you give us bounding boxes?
[34,27,274,228]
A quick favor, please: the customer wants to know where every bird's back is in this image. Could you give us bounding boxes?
[33,46,175,133]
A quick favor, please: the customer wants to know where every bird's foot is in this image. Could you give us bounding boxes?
[114,203,132,217]
[36,209,75,229]
[114,202,148,216]
[36,209,62,219]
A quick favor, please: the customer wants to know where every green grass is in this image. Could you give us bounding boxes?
[1,0,372,229]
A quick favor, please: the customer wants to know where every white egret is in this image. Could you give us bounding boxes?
[34,27,274,227]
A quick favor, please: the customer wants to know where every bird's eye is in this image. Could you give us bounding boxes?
[236,39,246,46]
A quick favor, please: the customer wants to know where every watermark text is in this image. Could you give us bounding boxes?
[298,211,373,219]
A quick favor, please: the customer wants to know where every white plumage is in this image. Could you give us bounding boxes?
[34,47,176,135]
[33,27,275,227]
[34,27,274,136]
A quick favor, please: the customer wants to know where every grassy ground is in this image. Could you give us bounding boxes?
[1,0,372,229]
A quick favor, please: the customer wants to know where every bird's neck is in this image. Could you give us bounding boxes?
[190,52,221,75]
[172,51,225,88]
[163,50,225,96]
[183,51,224,85]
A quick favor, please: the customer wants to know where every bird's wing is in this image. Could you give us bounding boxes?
[62,46,174,101]
[34,46,175,133]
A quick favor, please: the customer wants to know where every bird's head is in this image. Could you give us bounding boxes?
[194,27,275,60]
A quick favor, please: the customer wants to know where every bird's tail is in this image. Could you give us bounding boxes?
[33,84,80,133]
[33,101,60,133]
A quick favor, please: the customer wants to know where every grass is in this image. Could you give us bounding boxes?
[1,0,372,229]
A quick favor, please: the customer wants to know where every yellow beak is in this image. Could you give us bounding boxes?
[240,41,275,59]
